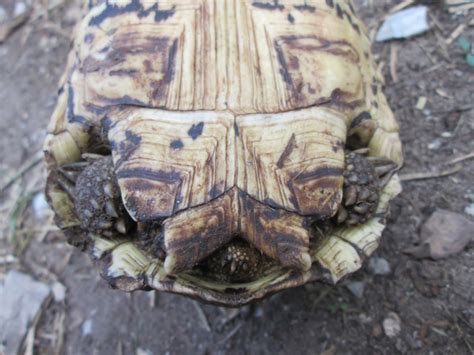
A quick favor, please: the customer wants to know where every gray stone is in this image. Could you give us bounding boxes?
[32,192,50,219]
[345,281,365,299]
[427,138,442,150]
[383,312,402,338]
[376,6,430,42]
[0,270,51,355]
[465,203,474,217]
[51,281,67,302]
[81,319,93,337]
[405,209,474,259]
[13,2,27,17]
[0,6,7,24]
[137,348,154,355]
[368,257,391,275]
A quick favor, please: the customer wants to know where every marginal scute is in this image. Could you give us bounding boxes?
[314,175,402,283]
[45,177,81,229]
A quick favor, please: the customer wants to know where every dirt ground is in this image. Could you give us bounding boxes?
[1,0,473,354]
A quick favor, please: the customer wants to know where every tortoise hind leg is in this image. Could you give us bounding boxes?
[336,151,398,226]
[73,156,131,237]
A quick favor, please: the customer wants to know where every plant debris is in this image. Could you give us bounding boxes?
[0,0,32,42]
[445,0,474,14]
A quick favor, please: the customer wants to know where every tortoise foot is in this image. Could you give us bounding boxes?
[336,151,397,226]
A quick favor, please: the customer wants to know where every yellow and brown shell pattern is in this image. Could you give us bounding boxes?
[44,0,403,306]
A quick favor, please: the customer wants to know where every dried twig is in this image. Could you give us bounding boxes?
[22,294,52,355]
[390,44,398,83]
[192,301,211,332]
[53,310,66,355]
[447,151,474,165]
[218,322,243,345]
[400,164,462,182]
[389,0,416,14]
[446,23,467,45]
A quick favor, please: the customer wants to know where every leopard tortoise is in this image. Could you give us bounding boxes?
[44,0,403,306]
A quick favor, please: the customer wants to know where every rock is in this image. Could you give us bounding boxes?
[254,306,264,318]
[137,348,154,355]
[464,203,474,217]
[358,313,372,324]
[376,6,430,42]
[51,281,67,302]
[0,6,7,23]
[368,257,391,275]
[372,322,383,337]
[13,2,27,17]
[345,281,365,299]
[405,209,474,259]
[427,139,442,150]
[383,312,402,338]
[81,319,93,337]
[0,270,51,355]
[32,192,50,219]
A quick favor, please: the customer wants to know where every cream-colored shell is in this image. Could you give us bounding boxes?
[44,0,403,305]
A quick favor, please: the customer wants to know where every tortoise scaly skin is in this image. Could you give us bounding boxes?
[44,0,403,306]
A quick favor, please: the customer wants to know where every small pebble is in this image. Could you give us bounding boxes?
[51,282,66,302]
[465,192,474,202]
[13,2,26,17]
[32,192,49,219]
[254,306,264,318]
[383,312,402,338]
[358,313,372,324]
[136,348,153,355]
[427,139,442,150]
[465,204,474,217]
[368,257,391,275]
[372,322,383,337]
[0,6,7,23]
[81,319,93,337]
[345,281,365,299]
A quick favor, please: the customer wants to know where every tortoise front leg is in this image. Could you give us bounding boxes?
[336,151,398,226]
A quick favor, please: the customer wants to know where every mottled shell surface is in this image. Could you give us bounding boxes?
[44,0,403,306]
